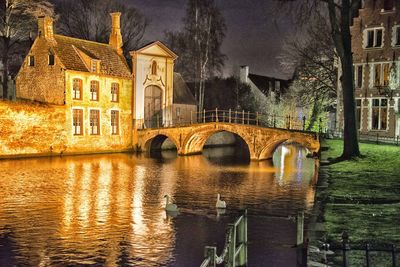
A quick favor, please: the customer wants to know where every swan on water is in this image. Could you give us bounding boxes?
[164,195,179,212]
[216,194,226,209]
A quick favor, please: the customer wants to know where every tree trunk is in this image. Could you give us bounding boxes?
[339,0,360,158]
[2,38,9,100]
[326,0,360,159]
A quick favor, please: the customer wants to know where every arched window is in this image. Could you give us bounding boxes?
[151,61,157,75]
[73,78,82,100]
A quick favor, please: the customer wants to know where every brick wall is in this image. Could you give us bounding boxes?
[16,38,65,105]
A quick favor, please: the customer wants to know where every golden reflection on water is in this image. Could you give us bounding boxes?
[0,145,317,266]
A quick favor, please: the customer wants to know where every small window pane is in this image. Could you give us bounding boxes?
[73,79,82,100]
[28,56,35,66]
[375,29,383,47]
[90,81,99,101]
[367,31,374,48]
[357,65,363,88]
[49,54,55,65]
[372,99,380,107]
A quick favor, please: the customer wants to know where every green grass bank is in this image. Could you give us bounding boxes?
[317,139,400,244]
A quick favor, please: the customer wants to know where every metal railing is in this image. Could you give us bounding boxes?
[316,232,399,267]
[140,109,309,132]
[199,211,306,267]
[324,129,400,146]
[200,210,248,267]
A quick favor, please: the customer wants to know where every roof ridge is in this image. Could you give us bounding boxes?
[54,34,111,47]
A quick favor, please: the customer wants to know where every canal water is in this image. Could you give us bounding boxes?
[0,144,317,267]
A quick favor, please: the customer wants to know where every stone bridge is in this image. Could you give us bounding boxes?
[134,122,320,161]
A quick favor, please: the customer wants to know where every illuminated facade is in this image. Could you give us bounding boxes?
[16,14,133,153]
[337,0,400,137]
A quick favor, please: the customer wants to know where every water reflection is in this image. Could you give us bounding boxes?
[0,144,317,266]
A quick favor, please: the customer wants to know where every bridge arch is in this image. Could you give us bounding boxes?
[258,136,317,160]
[180,125,256,160]
[143,132,179,153]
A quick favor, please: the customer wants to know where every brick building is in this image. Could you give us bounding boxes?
[14,13,196,155]
[337,0,400,138]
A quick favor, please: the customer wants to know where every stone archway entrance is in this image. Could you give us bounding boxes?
[144,85,162,128]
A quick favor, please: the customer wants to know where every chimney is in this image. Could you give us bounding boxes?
[109,12,123,55]
[240,65,249,84]
[38,16,54,41]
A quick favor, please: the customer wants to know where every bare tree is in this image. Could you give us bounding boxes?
[278,0,362,159]
[55,0,147,60]
[279,16,337,131]
[0,0,54,99]
[165,0,226,112]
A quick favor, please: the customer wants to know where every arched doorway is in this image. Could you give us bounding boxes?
[144,85,162,128]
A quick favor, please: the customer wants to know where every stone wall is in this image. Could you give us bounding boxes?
[0,100,133,158]
[0,100,67,157]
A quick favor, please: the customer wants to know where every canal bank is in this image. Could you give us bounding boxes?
[308,139,400,264]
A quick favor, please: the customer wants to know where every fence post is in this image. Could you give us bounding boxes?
[229,109,232,123]
[397,136,399,146]
[342,231,350,267]
[296,212,304,246]
[303,116,306,131]
[242,110,245,124]
[227,225,236,267]
[190,111,193,124]
[256,112,259,126]
[215,108,218,122]
[392,244,397,267]
[237,210,248,266]
[247,111,250,125]
[204,246,216,267]
[157,114,160,128]
[203,109,206,123]
[365,243,370,267]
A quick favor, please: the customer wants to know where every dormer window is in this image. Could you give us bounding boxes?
[28,56,35,67]
[364,28,383,49]
[48,54,55,65]
[91,60,98,73]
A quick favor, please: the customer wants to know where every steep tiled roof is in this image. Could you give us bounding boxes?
[53,35,131,78]
[173,73,197,105]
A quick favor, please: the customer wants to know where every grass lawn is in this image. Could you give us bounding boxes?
[320,139,400,245]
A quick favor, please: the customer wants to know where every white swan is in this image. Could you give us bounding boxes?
[164,195,179,212]
[216,194,226,209]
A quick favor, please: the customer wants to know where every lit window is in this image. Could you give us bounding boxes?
[374,63,391,87]
[111,110,119,135]
[28,56,35,66]
[90,81,99,101]
[371,98,387,130]
[73,109,83,135]
[365,28,383,48]
[48,54,55,65]
[111,83,119,102]
[90,110,100,135]
[73,79,82,100]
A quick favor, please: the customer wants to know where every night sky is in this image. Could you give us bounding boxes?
[129,0,297,79]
